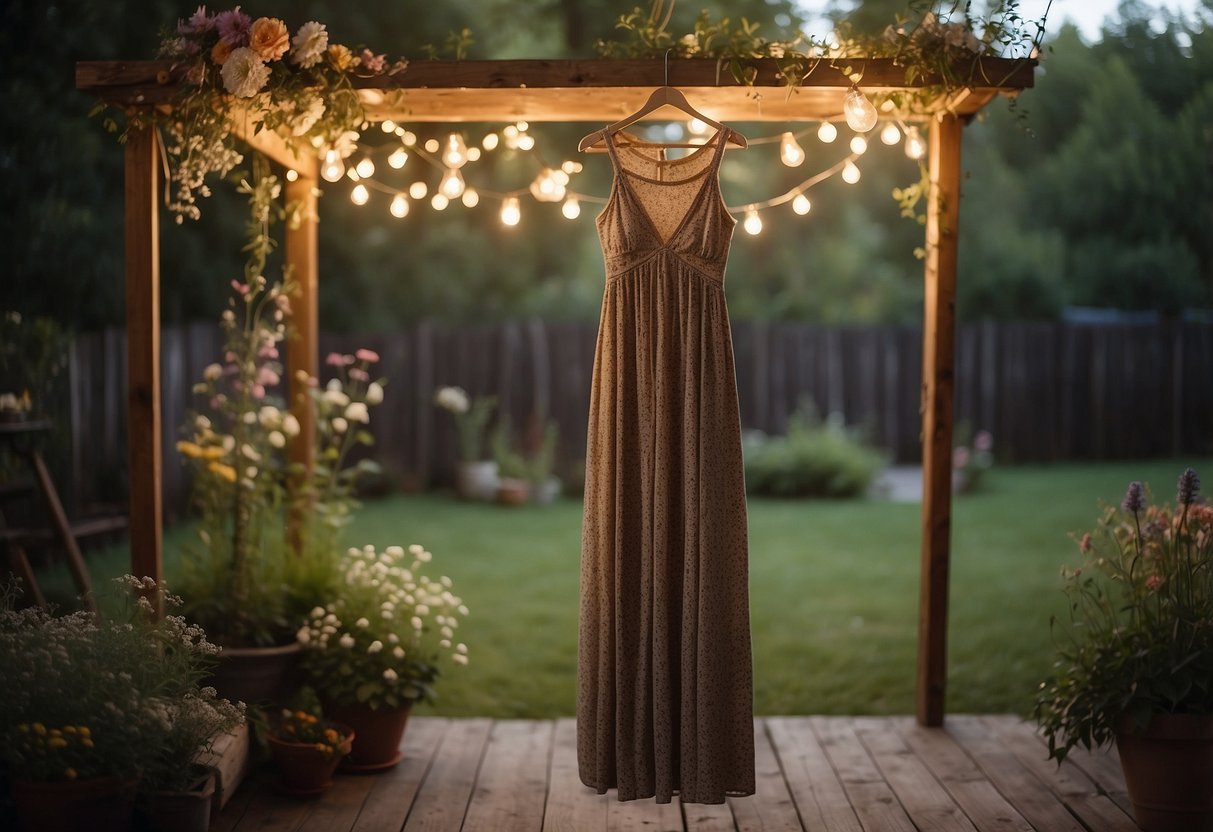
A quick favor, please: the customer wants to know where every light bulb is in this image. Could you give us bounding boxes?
[880,123,901,145]
[515,121,528,132]
[779,132,806,167]
[442,133,468,168]
[466,146,481,162]
[688,117,709,136]
[562,197,581,219]
[388,148,408,169]
[817,121,838,143]
[461,188,480,208]
[529,169,565,202]
[402,130,417,146]
[285,168,298,182]
[439,168,465,199]
[843,87,878,133]
[346,167,360,182]
[431,193,449,211]
[380,120,396,133]
[424,138,440,154]
[850,135,868,155]
[408,181,428,200]
[517,134,535,151]
[842,160,861,184]
[320,149,345,182]
[482,132,499,151]
[743,208,763,236]
[500,196,521,226]
[502,125,519,140]
[350,183,369,205]
[792,193,811,215]
[390,194,409,218]
[562,160,583,174]
[355,157,375,178]
[904,126,927,160]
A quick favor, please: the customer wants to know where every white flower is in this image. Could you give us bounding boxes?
[241,444,261,461]
[385,545,404,559]
[242,411,257,424]
[434,386,470,414]
[417,549,432,563]
[324,613,337,625]
[368,640,383,654]
[258,405,281,428]
[440,638,451,648]
[680,33,700,55]
[339,633,355,648]
[323,388,350,407]
[291,21,328,68]
[383,668,398,682]
[220,47,271,98]
[269,431,285,448]
[367,382,384,405]
[387,633,399,644]
[222,310,236,323]
[408,544,424,556]
[355,617,369,628]
[282,413,300,437]
[289,93,326,137]
[410,616,423,629]
[311,606,325,619]
[392,646,405,659]
[344,402,370,423]
[195,415,211,430]
[332,417,348,434]
[203,363,223,381]
[458,604,469,616]
[296,626,311,644]
[382,609,393,619]
[453,653,468,665]
[456,643,468,654]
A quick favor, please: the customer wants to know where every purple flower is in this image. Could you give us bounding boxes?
[178,5,215,35]
[1177,468,1201,506]
[1122,481,1145,513]
[215,6,251,47]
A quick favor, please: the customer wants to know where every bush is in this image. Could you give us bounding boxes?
[743,404,885,498]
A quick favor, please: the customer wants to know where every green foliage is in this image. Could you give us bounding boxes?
[743,401,886,498]
[1035,471,1213,763]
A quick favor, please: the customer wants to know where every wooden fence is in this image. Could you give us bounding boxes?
[67,320,1212,519]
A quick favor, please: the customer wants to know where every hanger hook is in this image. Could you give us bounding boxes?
[664,47,672,86]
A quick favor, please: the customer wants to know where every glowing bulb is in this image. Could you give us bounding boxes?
[424,138,440,154]
[500,196,521,226]
[320,149,345,182]
[779,132,806,167]
[442,133,468,168]
[880,123,901,145]
[562,197,581,220]
[439,168,465,199]
[904,126,927,160]
[562,160,583,174]
[482,132,499,151]
[408,181,428,200]
[390,193,409,218]
[529,168,565,202]
[388,148,409,169]
[346,168,360,182]
[466,146,481,162]
[843,87,878,133]
[792,193,811,215]
[431,193,449,211]
[517,134,535,151]
[743,208,763,236]
[285,168,298,182]
[461,188,480,208]
[350,183,369,205]
[380,119,397,133]
[817,121,838,143]
[841,160,861,184]
[502,125,519,140]
[688,117,709,135]
[850,135,868,155]
[355,157,375,178]
[402,131,417,146]
[515,121,529,132]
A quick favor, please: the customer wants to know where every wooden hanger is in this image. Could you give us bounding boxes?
[578,50,747,153]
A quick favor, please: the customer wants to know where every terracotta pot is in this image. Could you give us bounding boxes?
[139,770,215,832]
[456,460,499,501]
[266,725,354,797]
[496,477,530,506]
[1116,712,1213,832]
[208,640,302,706]
[320,699,412,772]
[11,776,138,832]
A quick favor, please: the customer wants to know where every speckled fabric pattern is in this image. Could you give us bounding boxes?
[577,128,755,805]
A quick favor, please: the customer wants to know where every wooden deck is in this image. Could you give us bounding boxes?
[215,715,1141,832]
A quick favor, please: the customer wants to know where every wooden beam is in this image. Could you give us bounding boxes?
[228,101,316,171]
[124,124,163,611]
[917,113,963,727]
[285,157,319,550]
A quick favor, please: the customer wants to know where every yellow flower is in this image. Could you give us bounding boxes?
[47,737,68,749]
[77,726,91,738]
[48,728,62,737]
[32,723,46,736]
[177,440,205,459]
[202,445,226,461]
[64,768,77,780]
[63,725,77,734]
[207,461,238,483]
[81,738,94,748]
[327,44,354,71]
[323,728,338,742]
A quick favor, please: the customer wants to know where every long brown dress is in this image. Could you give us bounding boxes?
[578,128,755,805]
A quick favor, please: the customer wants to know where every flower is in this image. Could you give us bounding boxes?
[1122,481,1145,513]
[367,382,384,405]
[344,402,370,423]
[215,6,252,46]
[434,386,469,414]
[288,93,326,137]
[383,668,398,682]
[327,43,355,71]
[211,40,233,65]
[1177,467,1200,506]
[249,17,290,61]
[220,47,271,98]
[355,348,380,363]
[359,49,387,74]
[290,21,328,68]
[339,633,355,649]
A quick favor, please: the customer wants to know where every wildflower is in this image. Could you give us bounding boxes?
[339,633,355,649]
[355,617,369,628]
[220,47,270,97]
[269,431,285,448]
[434,386,470,414]
[367,381,384,405]
[393,646,405,659]
[215,6,251,46]
[1123,481,1145,513]
[1178,468,1201,506]
[328,43,355,71]
[296,626,311,644]
[289,94,326,137]
[325,352,346,367]
[359,49,386,73]
[332,417,349,434]
[1145,575,1164,592]
[368,640,383,654]
[290,21,328,68]
[282,413,301,437]
[383,668,398,682]
[345,402,370,423]
[249,17,289,61]
[208,461,237,483]
[1079,533,1092,553]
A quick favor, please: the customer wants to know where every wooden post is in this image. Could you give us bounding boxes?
[125,124,163,607]
[917,113,963,727]
[285,155,319,547]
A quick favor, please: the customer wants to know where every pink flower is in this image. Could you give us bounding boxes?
[215,6,251,46]
[325,352,345,367]
[1079,533,1092,552]
[349,368,370,382]
[258,345,279,359]
[359,49,386,73]
[1145,575,1164,592]
[257,367,280,386]
[952,446,970,469]
[355,348,380,363]
[178,5,215,35]
[252,384,266,399]
[974,430,993,452]
[230,279,249,295]
[224,351,238,363]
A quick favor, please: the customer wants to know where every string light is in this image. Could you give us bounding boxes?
[408,181,428,199]
[355,157,376,178]
[792,193,812,215]
[461,188,480,208]
[841,160,861,184]
[431,193,449,211]
[561,160,584,175]
[904,126,927,160]
[320,149,345,182]
[466,147,481,162]
[517,134,535,151]
[500,196,521,226]
[439,168,466,199]
[388,148,409,169]
[380,120,397,133]
[843,86,878,133]
[423,138,440,153]
[402,130,417,146]
[817,121,838,143]
[530,168,566,202]
[346,167,360,182]
[350,183,369,205]
[390,193,409,218]
[285,169,298,182]
[482,132,499,151]
[743,207,763,236]
[849,135,868,155]
[688,117,710,136]
[562,197,581,219]
[880,123,901,145]
[442,133,469,168]
[779,132,806,167]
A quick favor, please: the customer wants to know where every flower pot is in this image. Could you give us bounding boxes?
[456,460,499,501]
[208,640,303,706]
[531,476,561,505]
[139,770,216,832]
[266,724,353,797]
[320,700,412,772]
[1116,713,1213,832]
[12,776,139,832]
[496,477,530,506]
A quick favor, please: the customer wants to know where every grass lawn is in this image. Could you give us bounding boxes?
[35,458,1209,718]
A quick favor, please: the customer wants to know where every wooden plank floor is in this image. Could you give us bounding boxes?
[219,715,1139,832]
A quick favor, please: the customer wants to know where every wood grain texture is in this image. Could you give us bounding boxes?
[728,720,802,832]
[461,720,552,832]
[402,717,493,832]
[766,717,862,832]
[351,716,449,832]
[810,717,917,832]
[542,718,609,832]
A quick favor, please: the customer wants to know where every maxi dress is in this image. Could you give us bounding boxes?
[577,128,755,805]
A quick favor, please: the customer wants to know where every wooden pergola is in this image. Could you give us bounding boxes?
[77,56,1035,727]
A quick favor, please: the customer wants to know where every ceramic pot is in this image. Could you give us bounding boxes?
[266,725,354,797]
[1116,712,1213,832]
[456,460,499,501]
[139,770,215,832]
[496,477,530,506]
[321,699,412,772]
[11,776,138,832]
[208,640,302,706]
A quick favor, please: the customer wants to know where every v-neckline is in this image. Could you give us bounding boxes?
[606,130,725,248]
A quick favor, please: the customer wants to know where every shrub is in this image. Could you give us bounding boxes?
[743,403,885,498]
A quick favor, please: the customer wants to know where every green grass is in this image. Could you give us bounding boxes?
[35,458,1210,718]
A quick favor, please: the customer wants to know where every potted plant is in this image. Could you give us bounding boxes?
[297,543,469,770]
[0,578,245,832]
[1035,468,1212,832]
[434,386,498,500]
[264,710,353,796]
[491,417,531,505]
[525,419,561,504]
